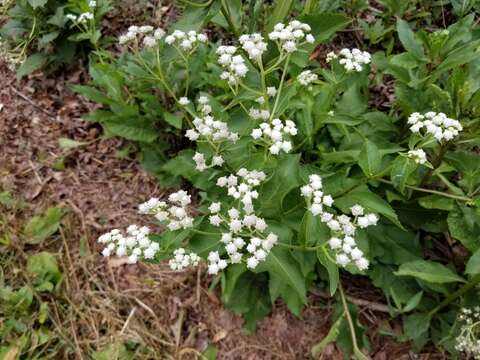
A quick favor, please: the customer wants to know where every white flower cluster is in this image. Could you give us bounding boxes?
[239,33,267,60]
[165,30,208,50]
[407,112,462,141]
[456,307,480,359]
[205,169,278,274]
[66,12,94,23]
[184,97,238,172]
[301,175,378,270]
[249,108,271,120]
[118,25,165,47]
[251,118,297,155]
[98,225,159,264]
[138,191,194,231]
[326,48,371,72]
[169,248,200,271]
[217,45,248,85]
[268,20,315,53]
[298,70,318,86]
[407,149,427,164]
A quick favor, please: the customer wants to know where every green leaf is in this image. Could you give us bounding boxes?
[16,54,49,79]
[390,156,418,194]
[23,207,63,244]
[259,154,302,217]
[317,247,339,295]
[402,291,423,312]
[311,314,344,357]
[299,211,329,247]
[335,186,403,229]
[396,18,427,61]
[163,112,183,129]
[27,252,63,291]
[259,247,307,303]
[418,195,455,211]
[447,205,480,252]
[395,260,465,284]
[105,117,158,143]
[72,85,113,105]
[28,0,48,8]
[403,313,431,341]
[58,138,87,150]
[266,0,294,32]
[301,12,351,44]
[465,249,480,275]
[358,140,383,177]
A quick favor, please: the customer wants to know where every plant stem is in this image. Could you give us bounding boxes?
[269,55,291,121]
[220,0,240,38]
[429,274,480,317]
[419,143,449,187]
[339,281,370,360]
[377,179,473,202]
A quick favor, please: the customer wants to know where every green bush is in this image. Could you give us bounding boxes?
[76,1,480,357]
[0,0,111,78]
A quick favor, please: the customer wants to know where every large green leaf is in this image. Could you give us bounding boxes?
[396,18,427,61]
[23,207,63,244]
[335,185,403,229]
[258,247,307,303]
[390,156,418,194]
[259,154,302,217]
[299,211,329,247]
[27,0,48,9]
[266,0,294,32]
[465,249,480,275]
[395,260,465,284]
[301,12,351,44]
[317,247,339,295]
[16,54,49,79]
[447,204,480,252]
[358,140,383,177]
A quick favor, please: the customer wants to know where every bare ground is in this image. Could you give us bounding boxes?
[0,59,448,359]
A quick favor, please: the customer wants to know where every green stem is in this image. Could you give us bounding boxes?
[419,143,449,187]
[269,55,291,122]
[277,243,323,252]
[220,0,240,38]
[377,179,473,202]
[429,274,480,317]
[339,281,369,360]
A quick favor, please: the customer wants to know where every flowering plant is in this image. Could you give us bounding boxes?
[76,5,480,358]
[0,0,111,78]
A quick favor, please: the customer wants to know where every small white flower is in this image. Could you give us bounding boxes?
[178,97,190,106]
[350,205,364,216]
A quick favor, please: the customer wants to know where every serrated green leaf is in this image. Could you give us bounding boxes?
[317,247,339,296]
[301,12,351,44]
[396,18,427,61]
[390,156,417,194]
[311,313,344,357]
[23,207,63,244]
[163,112,183,129]
[358,140,383,177]
[259,247,307,303]
[335,186,404,229]
[395,260,465,284]
[28,0,48,8]
[403,291,423,312]
[465,249,480,275]
[16,54,49,79]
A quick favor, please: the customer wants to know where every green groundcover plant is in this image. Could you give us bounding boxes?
[0,0,111,78]
[74,1,480,358]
